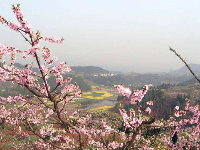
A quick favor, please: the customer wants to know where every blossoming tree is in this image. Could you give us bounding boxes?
[0,4,199,150]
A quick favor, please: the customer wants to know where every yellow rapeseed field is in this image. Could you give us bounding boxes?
[46,90,113,105]
[89,105,114,111]
[47,100,75,105]
[82,91,92,95]
[83,91,113,100]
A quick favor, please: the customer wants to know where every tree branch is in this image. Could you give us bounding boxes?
[18,30,32,44]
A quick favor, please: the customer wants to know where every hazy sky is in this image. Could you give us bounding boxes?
[1,0,200,73]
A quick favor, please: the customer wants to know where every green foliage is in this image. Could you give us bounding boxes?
[157,83,173,89]
[117,95,125,101]
[85,74,129,87]
[70,75,91,92]
[176,94,190,104]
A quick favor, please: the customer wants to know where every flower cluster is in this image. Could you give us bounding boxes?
[44,37,64,44]
[12,4,31,32]
[115,85,131,97]
[130,85,148,104]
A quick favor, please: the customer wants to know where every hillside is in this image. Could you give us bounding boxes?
[71,66,109,74]
[85,73,191,87]
[13,63,200,88]
[178,78,198,86]
[170,64,200,76]
[115,84,200,119]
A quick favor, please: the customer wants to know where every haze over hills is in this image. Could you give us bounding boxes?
[72,63,200,76]
[178,78,198,86]
[70,64,200,87]
[71,66,109,74]
[169,64,200,76]
[14,62,200,75]
[13,62,200,87]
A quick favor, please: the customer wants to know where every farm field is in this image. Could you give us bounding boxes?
[46,86,118,112]
[71,87,118,111]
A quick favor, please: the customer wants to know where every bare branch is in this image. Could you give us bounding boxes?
[18,30,32,44]
[50,83,60,93]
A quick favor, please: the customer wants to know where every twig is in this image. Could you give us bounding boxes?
[50,83,60,93]
[34,52,52,101]
[18,30,32,44]
[37,96,53,110]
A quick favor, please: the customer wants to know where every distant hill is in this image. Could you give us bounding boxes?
[14,63,24,69]
[85,72,191,87]
[71,66,109,74]
[126,73,191,87]
[13,63,200,88]
[170,64,200,76]
[14,63,39,73]
[178,78,198,86]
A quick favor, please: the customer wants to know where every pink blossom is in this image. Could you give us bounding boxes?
[44,37,63,44]
[115,85,131,97]
[0,16,4,24]
[189,105,199,113]
[145,107,151,114]
[64,66,71,73]
[8,22,21,31]
[64,77,72,83]
[41,65,49,75]
[28,44,40,55]
[138,118,143,124]
[185,103,189,111]
[42,47,51,60]
[74,91,81,97]
[135,134,141,140]
[130,109,136,118]
[147,100,153,106]
[108,141,119,149]
[120,132,127,140]
[45,108,53,118]
[0,44,8,57]
[174,111,180,117]
[23,53,29,59]
[174,106,179,111]
[46,56,57,65]
[12,6,31,32]
[186,98,190,103]
[129,85,149,104]
[56,75,63,85]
